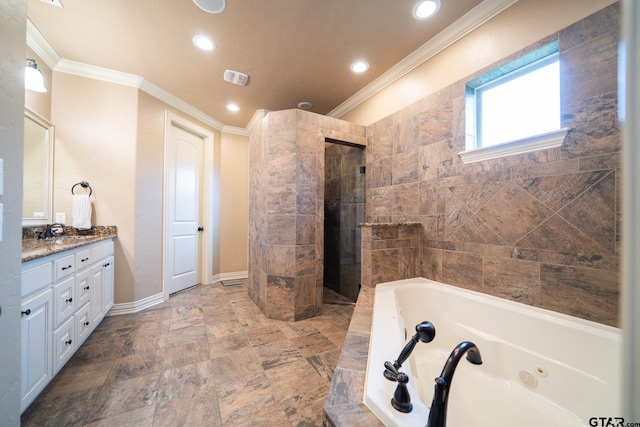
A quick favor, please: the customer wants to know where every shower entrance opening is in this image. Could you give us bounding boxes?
[323,139,365,303]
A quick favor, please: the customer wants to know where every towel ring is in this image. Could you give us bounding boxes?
[71,181,92,196]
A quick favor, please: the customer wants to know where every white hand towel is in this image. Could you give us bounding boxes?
[72,194,92,230]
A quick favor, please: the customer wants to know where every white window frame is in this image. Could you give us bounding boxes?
[460,42,568,164]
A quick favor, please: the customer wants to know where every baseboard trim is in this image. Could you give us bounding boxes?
[107,292,166,316]
[212,271,248,286]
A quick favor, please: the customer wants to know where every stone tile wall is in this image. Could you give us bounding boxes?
[360,223,421,289]
[248,110,366,321]
[364,3,621,326]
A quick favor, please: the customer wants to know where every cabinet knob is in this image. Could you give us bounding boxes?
[66,297,73,303]
[84,321,90,326]
[65,339,73,345]
[104,263,110,268]
[21,309,31,317]
[61,265,72,271]
[84,286,90,290]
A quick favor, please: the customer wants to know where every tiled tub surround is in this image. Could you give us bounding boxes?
[248,109,366,321]
[364,3,621,326]
[323,286,381,427]
[22,226,118,262]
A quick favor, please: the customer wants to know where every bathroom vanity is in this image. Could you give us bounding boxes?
[20,233,115,413]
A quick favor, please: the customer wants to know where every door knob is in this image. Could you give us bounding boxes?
[197,227,204,232]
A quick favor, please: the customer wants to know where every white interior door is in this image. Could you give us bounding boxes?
[165,123,204,294]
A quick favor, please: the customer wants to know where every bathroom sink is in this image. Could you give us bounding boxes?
[51,236,95,246]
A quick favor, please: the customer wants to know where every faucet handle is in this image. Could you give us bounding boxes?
[384,361,400,380]
[384,361,413,413]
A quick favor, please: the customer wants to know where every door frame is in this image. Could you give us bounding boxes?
[163,110,215,300]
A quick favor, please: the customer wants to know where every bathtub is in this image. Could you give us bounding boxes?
[364,278,622,427]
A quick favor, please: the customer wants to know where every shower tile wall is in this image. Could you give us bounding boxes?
[249,110,366,321]
[364,3,621,326]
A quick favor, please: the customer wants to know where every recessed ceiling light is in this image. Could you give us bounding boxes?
[298,101,312,110]
[193,35,215,51]
[226,103,240,112]
[350,61,369,73]
[413,0,441,19]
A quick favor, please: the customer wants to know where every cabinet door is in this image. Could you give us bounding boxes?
[102,256,114,314]
[21,289,53,413]
[90,263,105,328]
[76,268,91,309]
[53,316,75,374]
[75,302,92,347]
[52,276,75,328]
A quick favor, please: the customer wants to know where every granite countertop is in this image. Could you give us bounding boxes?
[22,226,117,263]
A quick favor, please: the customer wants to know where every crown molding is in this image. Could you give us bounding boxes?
[55,59,144,87]
[221,125,248,136]
[53,59,224,131]
[140,80,224,130]
[26,19,61,69]
[247,109,269,134]
[327,0,519,119]
[221,109,269,136]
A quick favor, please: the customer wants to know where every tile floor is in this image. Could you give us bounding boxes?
[21,282,355,427]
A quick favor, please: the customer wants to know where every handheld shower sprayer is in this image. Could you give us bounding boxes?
[384,321,436,381]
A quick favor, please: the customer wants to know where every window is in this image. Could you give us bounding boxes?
[461,42,568,163]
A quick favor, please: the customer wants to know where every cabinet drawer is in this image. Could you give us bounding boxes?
[92,240,114,261]
[22,262,52,297]
[54,254,76,281]
[75,249,92,271]
[53,316,75,374]
[53,276,76,328]
[75,303,91,347]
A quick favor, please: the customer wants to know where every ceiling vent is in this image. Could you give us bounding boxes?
[223,69,249,86]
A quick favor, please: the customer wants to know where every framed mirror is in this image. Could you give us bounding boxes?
[23,107,54,225]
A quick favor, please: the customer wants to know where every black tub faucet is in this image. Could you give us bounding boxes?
[427,341,483,427]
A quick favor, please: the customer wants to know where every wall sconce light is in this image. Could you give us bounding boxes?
[25,58,47,92]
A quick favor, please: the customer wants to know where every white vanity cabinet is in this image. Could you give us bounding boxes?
[20,238,115,413]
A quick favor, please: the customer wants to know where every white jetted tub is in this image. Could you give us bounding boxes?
[364,278,622,427]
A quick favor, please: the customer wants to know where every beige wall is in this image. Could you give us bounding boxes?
[49,72,238,304]
[340,0,617,126]
[135,91,223,297]
[51,72,138,304]
[219,132,249,273]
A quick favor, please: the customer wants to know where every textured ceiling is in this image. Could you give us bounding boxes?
[27,0,484,128]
